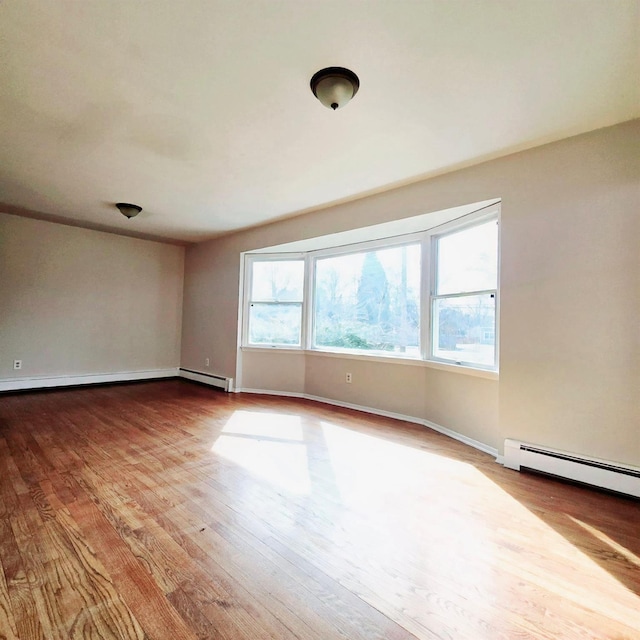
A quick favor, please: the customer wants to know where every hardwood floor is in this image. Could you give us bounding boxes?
[0,380,638,640]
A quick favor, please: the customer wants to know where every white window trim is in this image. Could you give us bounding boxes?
[310,235,422,355]
[240,203,500,373]
[302,253,314,350]
[242,253,305,348]
[428,213,499,370]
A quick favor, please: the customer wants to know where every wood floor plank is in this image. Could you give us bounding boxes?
[1,380,639,640]
[129,461,421,640]
[0,546,20,640]
[124,472,329,640]
[2,430,147,639]
[0,515,45,639]
[50,506,147,640]
[0,439,46,640]
[147,446,491,639]
[39,484,147,639]
[0,515,30,640]
[59,475,198,640]
[70,467,252,639]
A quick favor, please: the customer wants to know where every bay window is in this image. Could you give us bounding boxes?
[241,206,499,372]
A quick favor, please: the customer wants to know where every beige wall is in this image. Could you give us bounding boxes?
[241,350,306,395]
[305,355,500,450]
[0,214,184,379]
[497,123,639,465]
[181,120,639,466]
[238,351,500,450]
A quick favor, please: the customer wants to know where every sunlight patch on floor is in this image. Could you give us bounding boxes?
[568,515,640,571]
[211,411,639,626]
[220,410,304,440]
[317,419,640,625]
[212,411,310,494]
[319,418,504,521]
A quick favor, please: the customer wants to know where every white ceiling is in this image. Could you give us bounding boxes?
[1,1,638,244]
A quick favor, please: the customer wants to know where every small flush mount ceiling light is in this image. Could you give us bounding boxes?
[310,67,359,110]
[116,202,142,219]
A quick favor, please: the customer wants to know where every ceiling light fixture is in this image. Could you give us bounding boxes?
[116,202,142,219]
[310,67,359,110]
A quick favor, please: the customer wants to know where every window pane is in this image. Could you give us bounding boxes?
[251,261,304,302]
[313,244,420,356]
[248,303,302,345]
[432,294,495,366]
[437,221,498,295]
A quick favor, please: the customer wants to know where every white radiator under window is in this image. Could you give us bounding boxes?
[503,439,640,499]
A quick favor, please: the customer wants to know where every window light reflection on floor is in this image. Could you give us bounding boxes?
[212,410,639,628]
[318,421,640,630]
[568,515,640,571]
[212,411,310,494]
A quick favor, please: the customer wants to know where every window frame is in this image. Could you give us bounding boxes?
[242,253,306,348]
[428,214,500,370]
[240,205,500,373]
[310,233,423,357]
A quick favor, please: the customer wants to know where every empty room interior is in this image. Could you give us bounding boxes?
[1,2,639,639]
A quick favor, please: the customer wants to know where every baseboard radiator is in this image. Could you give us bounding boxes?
[503,439,640,498]
[179,368,233,392]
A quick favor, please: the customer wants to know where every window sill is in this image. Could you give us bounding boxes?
[242,346,305,355]
[240,346,498,380]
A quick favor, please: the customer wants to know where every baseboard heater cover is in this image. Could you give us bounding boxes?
[179,368,233,392]
[503,439,640,498]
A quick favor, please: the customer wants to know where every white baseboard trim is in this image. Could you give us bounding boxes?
[237,388,498,459]
[236,387,304,398]
[0,368,179,392]
[180,369,234,392]
[304,393,425,426]
[422,418,499,458]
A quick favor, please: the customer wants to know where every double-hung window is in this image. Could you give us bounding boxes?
[245,257,305,346]
[430,219,498,368]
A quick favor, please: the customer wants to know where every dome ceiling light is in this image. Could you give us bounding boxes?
[116,203,142,219]
[310,67,360,110]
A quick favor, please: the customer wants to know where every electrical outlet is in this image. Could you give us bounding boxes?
[13,360,22,370]
[205,358,210,367]
[345,372,352,383]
